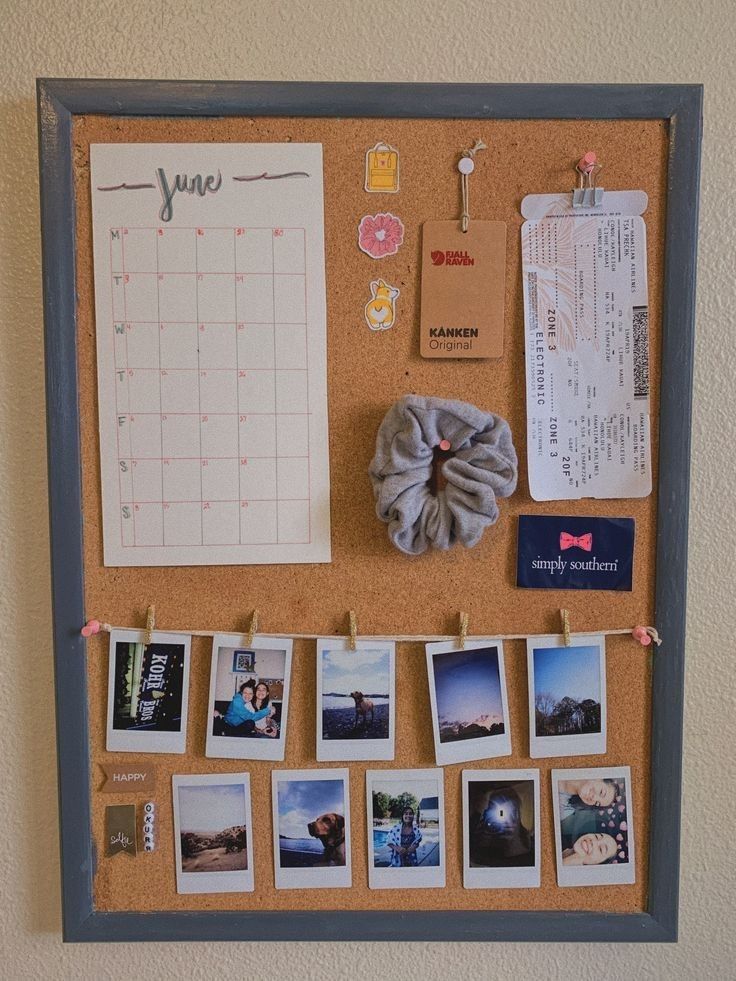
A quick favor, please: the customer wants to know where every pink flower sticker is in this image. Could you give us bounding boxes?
[358,213,404,258]
[619,852,626,859]
[608,820,615,827]
[620,821,628,832]
[618,804,626,812]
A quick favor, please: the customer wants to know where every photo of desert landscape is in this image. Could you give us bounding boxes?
[177,782,249,873]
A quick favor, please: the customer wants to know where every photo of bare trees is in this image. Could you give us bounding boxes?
[534,692,601,736]
[532,645,603,738]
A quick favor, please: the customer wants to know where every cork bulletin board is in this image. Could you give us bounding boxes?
[38,80,702,943]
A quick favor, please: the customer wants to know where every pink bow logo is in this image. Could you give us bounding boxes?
[560,532,593,552]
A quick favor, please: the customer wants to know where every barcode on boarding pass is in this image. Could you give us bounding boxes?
[633,305,649,399]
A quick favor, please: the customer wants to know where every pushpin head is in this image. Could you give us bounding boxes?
[632,626,652,646]
[458,157,475,175]
[439,439,452,451]
[81,619,101,638]
[578,151,597,174]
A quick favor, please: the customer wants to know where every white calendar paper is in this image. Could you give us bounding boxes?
[90,143,331,566]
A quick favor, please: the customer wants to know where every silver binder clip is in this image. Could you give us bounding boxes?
[573,152,604,208]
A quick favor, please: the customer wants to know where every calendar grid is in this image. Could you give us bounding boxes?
[194,230,204,545]
[303,228,312,545]
[271,231,278,544]
[110,225,313,550]
[155,230,165,540]
[111,231,125,551]
[121,229,134,545]
[233,228,242,541]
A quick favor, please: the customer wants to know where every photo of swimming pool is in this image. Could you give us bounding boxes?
[371,825,441,867]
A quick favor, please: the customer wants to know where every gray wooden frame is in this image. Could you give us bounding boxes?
[37,79,702,943]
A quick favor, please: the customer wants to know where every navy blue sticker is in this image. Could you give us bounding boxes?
[516,515,635,591]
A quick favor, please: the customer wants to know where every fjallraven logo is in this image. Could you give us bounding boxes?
[430,250,474,266]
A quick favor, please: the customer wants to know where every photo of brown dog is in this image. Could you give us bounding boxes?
[317,640,396,762]
[350,691,374,729]
[273,770,352,888]
[308,812,346,866]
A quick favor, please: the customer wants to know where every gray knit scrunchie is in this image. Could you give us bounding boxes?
[368,395,518,555]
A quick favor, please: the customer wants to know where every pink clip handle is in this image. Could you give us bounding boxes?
[81,619,101,638]
[632,625,652,646]
[577,151,597,174]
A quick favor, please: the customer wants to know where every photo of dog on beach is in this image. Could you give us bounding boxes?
[272,769,352,889]
[316,640,396,761]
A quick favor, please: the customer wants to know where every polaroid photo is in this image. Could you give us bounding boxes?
[272,768,352,889]
[316,639,396,761]
[172,772,254,894]
[205,633,293,762]
[106,629,191,754]
[527,634,607,758]
[552,766,635,887]
[366,768,445,890]
[425,639,511,765]
[462,769,541,889]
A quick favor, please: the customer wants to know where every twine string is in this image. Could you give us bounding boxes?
[84,620,661,647]
[460,139,487,232]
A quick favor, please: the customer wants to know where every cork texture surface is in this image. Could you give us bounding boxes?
[72,114,666,914]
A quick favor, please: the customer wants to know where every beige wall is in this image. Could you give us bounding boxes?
[1,0,734,976]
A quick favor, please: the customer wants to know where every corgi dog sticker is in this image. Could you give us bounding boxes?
[364,279,400,332]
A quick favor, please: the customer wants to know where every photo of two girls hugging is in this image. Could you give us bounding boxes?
[214,678,280,739]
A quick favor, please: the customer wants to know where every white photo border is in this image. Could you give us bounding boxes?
[316,638,396,762]
[552,765,635,887]
[172,772,254,894]
[527,634,607,758]
[205,633,294,762]
[462,768,541,889]
[366,768,446,890]
[425,639,512,766]
[272,768,352,889]
[106,629,191,754]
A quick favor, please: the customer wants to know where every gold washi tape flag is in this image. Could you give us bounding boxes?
[105,804,137,857]
[365,142,399,193]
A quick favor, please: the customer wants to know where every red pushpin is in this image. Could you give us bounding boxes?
[632,626,652,646]
[439,439,452,451]
[578,151,597,175]
[81,619,101,638]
